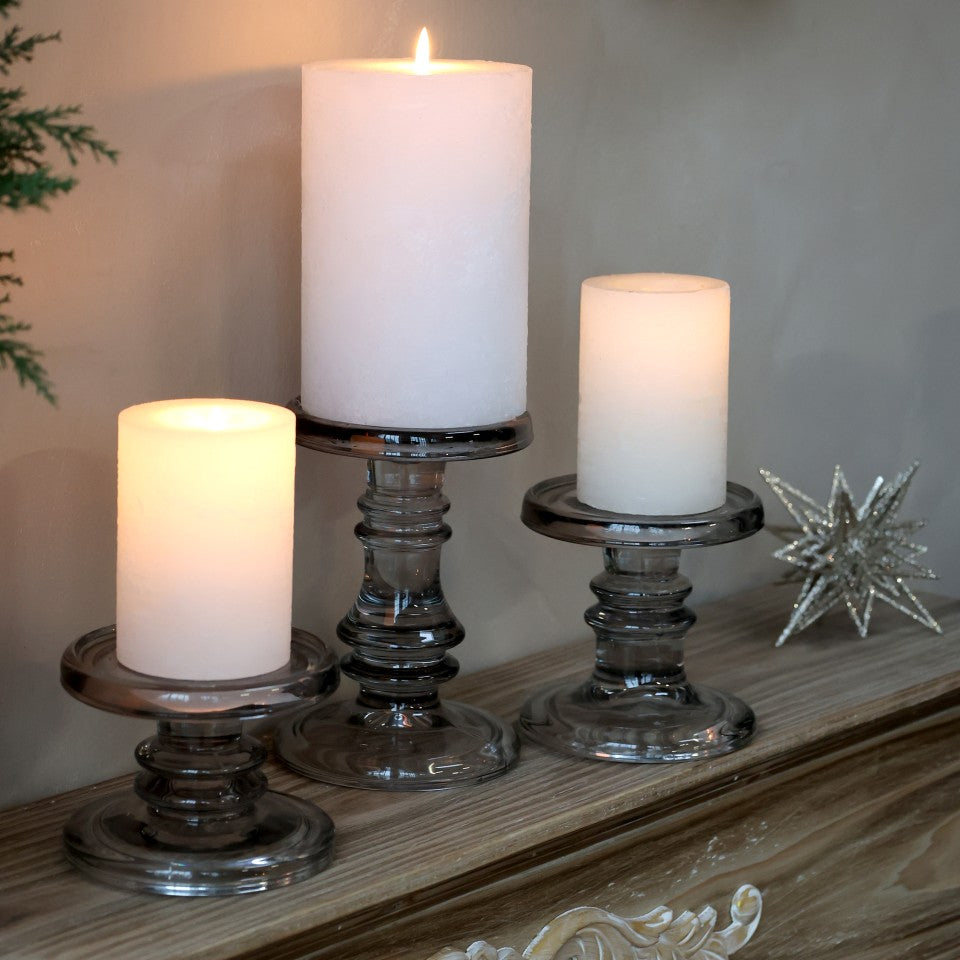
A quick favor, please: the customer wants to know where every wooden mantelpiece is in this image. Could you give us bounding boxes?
[2,584,959,959]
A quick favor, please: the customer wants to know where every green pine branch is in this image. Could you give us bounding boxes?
[0,0,118,403]
[6,103,118,165]
[0,98,118,212]
[0,314,54,403]
[0,6,60,78]
[0,167,74,210]
[0,251,53,402]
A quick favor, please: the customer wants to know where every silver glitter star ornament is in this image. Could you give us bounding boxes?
[759,462,941,646]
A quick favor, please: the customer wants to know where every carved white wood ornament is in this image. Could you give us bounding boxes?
[426,884,762,960]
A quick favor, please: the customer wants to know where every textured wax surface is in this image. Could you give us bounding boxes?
[116,400,295,680]
[577,274,729,516]
[301,61,531,428]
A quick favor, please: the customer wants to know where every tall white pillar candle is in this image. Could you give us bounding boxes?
[301,36,531,428]
[116,399,295,680]
[576,274,730,516]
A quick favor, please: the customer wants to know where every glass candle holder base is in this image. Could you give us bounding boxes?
[64,788,333,897]
[60,627,339,896]
[279,697,518,790]
[519,679,754,763]
[518,475,763,764]
[277,402,531,790]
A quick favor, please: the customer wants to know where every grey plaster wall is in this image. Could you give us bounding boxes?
[2,0,958,807]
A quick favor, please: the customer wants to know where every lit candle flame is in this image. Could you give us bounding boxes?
[414,27,430,73]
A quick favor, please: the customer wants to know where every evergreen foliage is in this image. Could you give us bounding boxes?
[0,0,117,403]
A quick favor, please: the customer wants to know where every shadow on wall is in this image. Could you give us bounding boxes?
[0,448,113,641]
[910,309,960,596]
[777,323,960,477]
[779,350,911,472]
[111,68,303,404]
[291,446,362,657]
[771,315,960,597]
[0,447,148,788]
[912,310,960,472]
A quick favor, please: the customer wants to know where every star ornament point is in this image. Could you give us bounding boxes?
[760,462,940,646]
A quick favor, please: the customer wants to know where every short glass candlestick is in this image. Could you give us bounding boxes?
[276,401,531,790]
[518,476,763,762]
[60,628,338,896]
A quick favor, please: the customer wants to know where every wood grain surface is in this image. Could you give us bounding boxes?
[1,584,958,960]
[317,708,960,960]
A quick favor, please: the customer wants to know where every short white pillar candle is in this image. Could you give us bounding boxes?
[300,34,531,429]
[116,399,295,680]
[576,273,730,516]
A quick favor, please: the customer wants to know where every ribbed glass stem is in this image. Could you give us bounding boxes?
[133,720,266,840]
[338,459,464,708]
[587,548,696,689]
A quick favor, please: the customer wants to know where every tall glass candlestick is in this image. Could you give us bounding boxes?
[292,32,532,788]
[276,402,531,790]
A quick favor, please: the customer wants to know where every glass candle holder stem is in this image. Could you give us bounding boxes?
[277,403,532,790]
[340,459,461,709]
[132,720,268,841]
[590,548,694,689]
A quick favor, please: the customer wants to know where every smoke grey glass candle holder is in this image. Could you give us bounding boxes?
[276,400,532,790]
[519,476,763,762]
[60,628,338,896]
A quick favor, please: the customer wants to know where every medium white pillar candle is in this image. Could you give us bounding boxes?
[576,274,730,516]
[301,34,531,429]
[116,399,295,680]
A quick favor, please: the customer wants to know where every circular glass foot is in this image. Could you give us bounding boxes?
[277,698,519,790]
[63,790,335,896]
[519,679,756,763]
